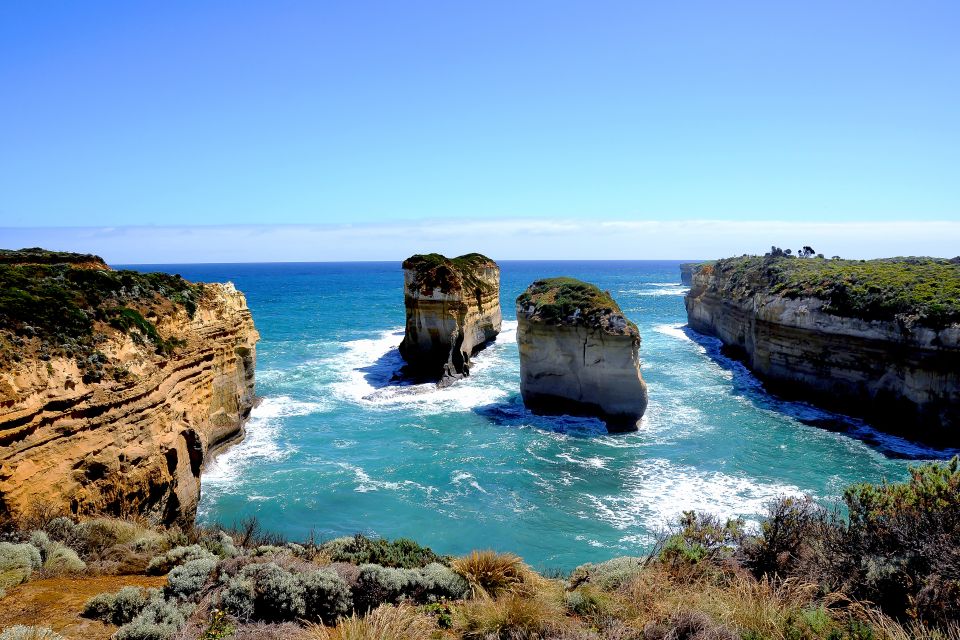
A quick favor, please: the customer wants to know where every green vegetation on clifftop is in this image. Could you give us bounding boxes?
[402,253,497,295]
[706,255,960,328]
[0,248,203,377]
[517,277,637,332]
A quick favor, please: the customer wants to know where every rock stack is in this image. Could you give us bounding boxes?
[399,253,502,385]
[516,278,648,431]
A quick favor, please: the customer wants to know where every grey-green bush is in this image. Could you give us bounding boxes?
[418,562,470,602]
[146,544,215,575]
[28,531,51,554]
[220,575,256,620]
[200,530,238,558]
[166,557,216,599]
[112,598,195,640]
[568,556,644,591]
[42,543,86,575]
[82,586,155,625]
[0,626,65,640]
[0,542,42,590]
[300,568,353,623]
[355,563,424,610]
[42,517,77,542]
[254,562,306,620]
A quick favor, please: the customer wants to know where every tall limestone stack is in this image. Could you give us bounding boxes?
[399,253,502,385]
[516,278,648,431]
[685,254,960,444]
[0,249,259,525]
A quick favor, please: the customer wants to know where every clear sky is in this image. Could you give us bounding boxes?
[1,1,958,259]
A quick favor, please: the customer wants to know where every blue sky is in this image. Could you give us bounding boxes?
[1,1,958,259]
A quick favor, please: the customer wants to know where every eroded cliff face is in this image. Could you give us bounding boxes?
[399,253,501,384]
[0,281,258,525]
[516,279,648,431]
[685,265,960,444]
[680,263,699,286]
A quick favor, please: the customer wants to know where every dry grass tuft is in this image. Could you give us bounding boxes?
[308,603,436,640]
[453,550,530,598]
[454,591,565,639]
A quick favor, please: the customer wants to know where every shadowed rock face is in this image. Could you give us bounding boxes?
[685,257,960,445]
[399,253,501,385]
[516,278,648,431]
[0,252,258,525]
[680,263,700,286]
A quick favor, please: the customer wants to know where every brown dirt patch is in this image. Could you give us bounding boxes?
[0,574,167,639]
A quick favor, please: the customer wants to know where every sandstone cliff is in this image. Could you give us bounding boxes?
[680,262,700,286]
[0,250,259,524]
[685,255,960,444]
[399,253,502,385]
[516,278,648,431]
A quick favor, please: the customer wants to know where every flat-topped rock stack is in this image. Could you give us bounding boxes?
[399,253,502,385]
[516,278,648,431]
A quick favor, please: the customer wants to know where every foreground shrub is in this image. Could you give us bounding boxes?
[69,518,145,556]
[0,542,42,590]
[41,543,86,575]
[167,557,217,599]
[319,534,445,569]
[300,568,354,623]
[0,627,65,640]
[220,562,306,622]
[452,550,527,597]
[113,598,195,640]
[660,511,745,567]
[568,556,645,591]
[82,586,156,625]
[310,603,436,640]
[643,610,737,640]
[147,544,216,575]
[41,517,77,542]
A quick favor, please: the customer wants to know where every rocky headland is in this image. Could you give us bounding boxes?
[0,249,259,525]
[516,278,648,431]
[685,254,960,444]
[679,262,701,286]
[398,253,501,385]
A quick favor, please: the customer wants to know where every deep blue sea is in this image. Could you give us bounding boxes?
[123,261,955,571]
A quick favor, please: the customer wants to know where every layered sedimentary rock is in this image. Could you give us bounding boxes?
[685,256,960,444]
[0,251,258,524]
[516,278,648,431]
[399,253,502,385]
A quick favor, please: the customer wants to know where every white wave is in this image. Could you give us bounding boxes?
[584,458,805,530]
[202,395,325,487]
[638,287,688,296]
[652,323,691,341]
[337,462,434,494]
[328,323,518,413]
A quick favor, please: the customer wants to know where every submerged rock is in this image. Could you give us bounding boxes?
[399,253,501,385]
[516,278,648,431]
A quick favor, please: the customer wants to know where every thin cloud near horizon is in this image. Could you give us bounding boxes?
[2,219,959,265]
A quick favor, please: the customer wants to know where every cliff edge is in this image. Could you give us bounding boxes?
[0,249,259,524]
[399,253,502,385]
[685,254,960,444]
[516,278,648,431]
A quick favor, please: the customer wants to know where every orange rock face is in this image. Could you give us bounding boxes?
[0,282,258,525]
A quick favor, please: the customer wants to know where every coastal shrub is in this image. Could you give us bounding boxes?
[452,550,527,598]
[642,611,737,640]
[568,556,645,592]
[418,562,470,601]
[299,568,353,623]
[41,543,86,575]
[319,534,445,569]
[167,557,217,599]
[0,542,42,589]
[27,531,51,554]
[220,575,257,620]
[82,586,155,625]
[70,518,144,555]
[113,598,195,640]
[354,564,423,610]
[0,627,65,640]
[147,544,216,575]
[199,530,238,558]
[839,457,960,625]
[659,512,745,567]
[253,562,307,621]
[252,545,289,557]
[310,603,436,640]
[41,517,76,542]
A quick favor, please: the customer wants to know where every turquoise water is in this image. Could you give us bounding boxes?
[127,261,954,571]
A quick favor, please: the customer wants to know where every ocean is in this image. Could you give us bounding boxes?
[123,260,955,571]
